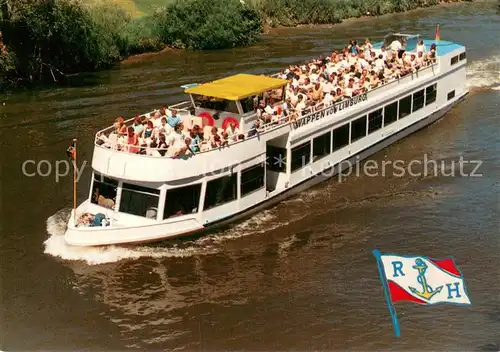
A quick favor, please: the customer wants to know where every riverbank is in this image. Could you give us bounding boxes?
[291,0,469,29]
[121,0,467,65]
[259,0,469,28]
[1,0,471,91]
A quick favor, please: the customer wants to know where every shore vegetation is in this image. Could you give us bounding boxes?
[0,0,468,90]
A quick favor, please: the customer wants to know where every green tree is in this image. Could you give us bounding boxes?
[153,0,263,50]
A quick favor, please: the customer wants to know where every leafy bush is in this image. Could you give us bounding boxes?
[2,0,121,83]
[122,15,163,54]
[257,0,447,26]
[152,0,263,50]
[86,3,131,61]
[258,0,344,26]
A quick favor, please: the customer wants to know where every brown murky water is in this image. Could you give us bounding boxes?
[1,1,499,350]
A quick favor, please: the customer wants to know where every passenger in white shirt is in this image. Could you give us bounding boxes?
[358,57,370,70]
[364,49,372,62]
[167,126,186,156]
[295,95,306,114]
[159,117,172,136]
[225,123,240,139]
[364,38,373,51]
[375,55,385,71]
[380,46,388,61]
[264,103,275,115]
[348,53,358,64]
[302,78,313,91]
[344,87,353,98]
[280,99,290,115]
[322,81,333,94]
[309,70,319,83]
[416,39,426,54]
[390,39,402,52]
[151,111,162,128]
[322,92,333,106]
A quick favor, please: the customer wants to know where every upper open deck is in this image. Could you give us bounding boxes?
[92,34,467,182]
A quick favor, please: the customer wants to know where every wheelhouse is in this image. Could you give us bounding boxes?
[382,33,421,51]
[185,73,288,132]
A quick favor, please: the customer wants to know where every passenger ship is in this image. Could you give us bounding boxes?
[65,33,468,246]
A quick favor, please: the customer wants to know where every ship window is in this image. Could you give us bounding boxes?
[412,89,425,112]
[120,183,160,219]
[241,163,265,197]
[266,145,287,172]
[91,173,118,209]
[313,132,331,161]
[350,115,367,142]
[163,183,201,219]
[384,101,398,126]
[204,173,237,210]
[447,90,455,100]
[425,84,437,105]
[241,96,257,114]
[291,141,311,172]
[332,124,350,151]
[450,56,459,65]
[368,109,383,134]
[192,95,239,113]
[459,52,466,61]
[399,95,412,118]
[226,101,240,114]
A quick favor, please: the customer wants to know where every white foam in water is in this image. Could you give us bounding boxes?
[466,55,500,90]
[44,208,287,265]
[209,209,289,241]
[44,208,219,265]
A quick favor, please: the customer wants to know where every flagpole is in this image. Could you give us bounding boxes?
[73,138,77,225]
[372,249,401,337]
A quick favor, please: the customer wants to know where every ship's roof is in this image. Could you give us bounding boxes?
[421,39,464,56]
[184,73,289,100]
[372,39,464,57]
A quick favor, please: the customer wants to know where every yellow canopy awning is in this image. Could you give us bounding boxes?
[185,73,289,101]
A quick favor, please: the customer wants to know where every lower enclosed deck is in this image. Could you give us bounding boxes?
[65,62,467,246]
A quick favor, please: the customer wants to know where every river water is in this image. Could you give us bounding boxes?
[1,1,499,350]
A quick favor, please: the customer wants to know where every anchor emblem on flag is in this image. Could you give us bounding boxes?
[408,258,443,300]
[372,250,471,337]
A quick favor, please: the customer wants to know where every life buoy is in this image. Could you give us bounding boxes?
[198,111,214,127]
[222,117,240,130]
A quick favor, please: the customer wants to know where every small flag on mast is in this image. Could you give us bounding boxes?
[373,250,471,337]
[67,139,77,160]
[435,24,440,41]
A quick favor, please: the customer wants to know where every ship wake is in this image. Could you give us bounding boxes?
[43,208,287,265]
[43,208,220,265]
[466,55,500,91]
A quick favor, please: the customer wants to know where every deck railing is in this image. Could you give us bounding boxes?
[95,105,192,140]
[94,61,438,159]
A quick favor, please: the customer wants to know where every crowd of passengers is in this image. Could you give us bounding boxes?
[269,38,437,120]
[97,38,437,157]
[96,106,245,157]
